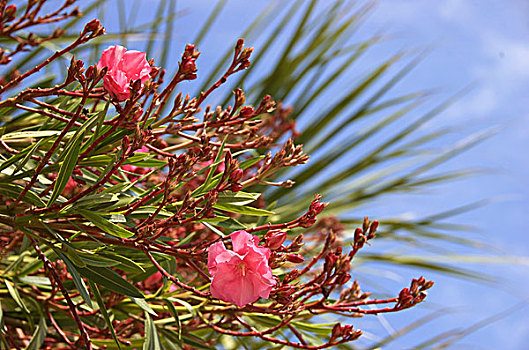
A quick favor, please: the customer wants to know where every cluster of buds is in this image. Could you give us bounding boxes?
[179,44,200,80]
[330,323,363,343]
[339,280,371,303]
[233,38,253,72]
[299,194,328,228]
[352,216,379,251]
[81,18,105,37]
[1,4,17,23]
[396,276,434,309]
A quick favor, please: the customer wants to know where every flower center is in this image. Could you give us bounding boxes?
[237,261,247,276]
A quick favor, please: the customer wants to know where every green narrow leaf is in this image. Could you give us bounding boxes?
[1,130,61,140]
[130,297,157,317]
[98,252,146,273]
[82,100,110,153]
[47,135,82,205]
[12,137,48,175]
[163,299,182,344]
[143,313,164,350]
[56,250,93,308]
[213,203,275,216]
[202,222,225,238]
[217,191,260,206]
[0,183,45,206]
[77,265,143,298]
[170,298,196,318]
[76,208,134,238]
[25,317,46,350]
[5,280,30,313]
[18,276,51,286]
[88,280,122,350]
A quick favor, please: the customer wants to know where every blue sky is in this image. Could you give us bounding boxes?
[99,0,529,348]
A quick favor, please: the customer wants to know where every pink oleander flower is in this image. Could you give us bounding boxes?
[207,230,276,307]
[96,45,152,101]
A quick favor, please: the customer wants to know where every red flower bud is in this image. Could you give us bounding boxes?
[229,168,243,183]
[283,269,300,284]
[286,254,304,264]
[336,273,351,285]
[331,323,343,339]
[229,184,243,192]
[311,201,327,215]
[4,5,16,21]
[181,58,197,75]
[239,106,255,118]
[267,231,287,250]
[83,19,101,34]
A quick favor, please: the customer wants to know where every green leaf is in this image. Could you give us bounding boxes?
[1,130,62,139]
[143,313,164,350]
[18,276,51,286]
[0,183,45,206]
[163,299,182,344]
[47,134,82,205]
[89,280,122,350]
[191,136,227,197]
[77,265,143,298]
[25,317,46,350]
[61,253,93,308]
[213,203,274,216]
[5,280,30,313]
[12,137,48,175]
[217,191,260,206]
[131,297,157,317]
[76,208,135,238]
[98,252,146,273]
[169,298,196,318]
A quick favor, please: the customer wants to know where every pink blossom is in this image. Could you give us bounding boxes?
[207,230,276,307]
[96,45,152,101]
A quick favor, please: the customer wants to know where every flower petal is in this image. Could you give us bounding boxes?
[97,45,126,71]
[119,50,152,80]
[230,230,254,255]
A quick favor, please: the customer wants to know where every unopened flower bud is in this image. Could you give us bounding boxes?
[181,58,197,76]
[415,291,427,303]
[239,47,253,61]
[331,323,343,339]
[85,65,95,80]
[336,273,351,285]
[184,44,196,57]
[267,231,287,250]
[239,106,255,118]
[229,168,243,183]
[131,78,142,92]
[286,254,304,264]
[312,201,327,215]
[83,19,101,34]
[4,5,16,21]
[235,38,244,53]
[229,183,243,192]
[369,220,379,233]
[422,280,434,290]
[324,253,337,272]
[354,227,363,241]
[283,269,300,284]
